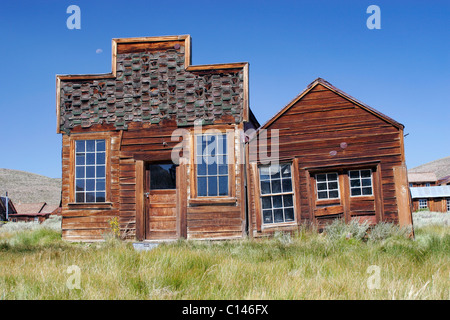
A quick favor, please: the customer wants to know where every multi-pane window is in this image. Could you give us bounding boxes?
[196,134,228,197]
[259,164,295,224]
[418,199,428,210]
[316,173,339,200]
[75,139,106,203]
[446,198,450,212]
[349,169,373,197]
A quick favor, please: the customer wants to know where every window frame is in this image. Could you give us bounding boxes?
[315,172,340,201]
[69,133,111,205]
[189,128,236,204]
[418,199,428,210]
[258,163,296,226]
[348,169,374,198]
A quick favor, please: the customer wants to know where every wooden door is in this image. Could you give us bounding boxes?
[144,163,178,240]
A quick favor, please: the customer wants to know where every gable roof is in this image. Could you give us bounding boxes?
[408,172,437,183]
[15,202,47,214]
[259,78,404,131]
[0,196,17,216]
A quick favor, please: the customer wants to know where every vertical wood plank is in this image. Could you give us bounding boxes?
[135,160,145,241]
[292,158,302,226]
[339,171,350,223]
[251,163,262,233]
[393,165,413,228]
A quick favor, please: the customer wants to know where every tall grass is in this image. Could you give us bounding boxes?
[0,213,448,299]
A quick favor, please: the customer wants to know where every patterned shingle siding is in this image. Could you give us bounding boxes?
[59,44,245,132]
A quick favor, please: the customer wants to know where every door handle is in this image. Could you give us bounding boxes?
[144,192,150,198]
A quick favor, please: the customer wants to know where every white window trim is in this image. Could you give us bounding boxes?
[315,172,340,200]
[418,199,428,210]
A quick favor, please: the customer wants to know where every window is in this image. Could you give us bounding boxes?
[149,164,176,190]
[425,183,431,187]
[419,199,428,210]
[259,164,295,224]
[447,199,450,212]
[75,139,106,203]
[316,173,339,200]
[196,134,228,197]
[349,169,373,197]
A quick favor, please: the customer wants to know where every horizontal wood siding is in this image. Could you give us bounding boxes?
[249,84,405,236]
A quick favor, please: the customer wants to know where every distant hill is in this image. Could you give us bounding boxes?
[0,168,61,206]
[408,156,450,179]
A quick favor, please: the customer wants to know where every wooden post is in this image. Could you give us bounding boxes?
[135,160,145,241]
[393,164,413,228]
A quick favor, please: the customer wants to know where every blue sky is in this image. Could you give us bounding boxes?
[0,0,449,178]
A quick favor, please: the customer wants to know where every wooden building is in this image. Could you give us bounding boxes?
[57,35,258,241]
[9,202,58,223]
[57,35,412,242]
[410,186,450,213]
[408,172,437,187]
[0,196,17,222]
[246,78,413,235]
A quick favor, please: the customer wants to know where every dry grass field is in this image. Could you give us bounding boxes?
[0,212,448,300]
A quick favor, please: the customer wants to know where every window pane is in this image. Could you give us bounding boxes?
[197,160,207,176]
[218,164,228,175]
[351,188,361,196]
[349,171,360,179]
[259,167,270,180]
[76,155,85,165]
[316,174,326,182]
[362,187,372,195]
[261,197,272,209]
[86,153,95,165]
[96,179,105,191]
[96,152,105,165]
[283,194,293,207]
[328,173,338,181]
[207,163,217,175]
[97,165,105,178]
[86,179,95,191]
[149,164,176,190]
[76,166,85,178]
[86,166,95,178]
[263,210,273,224]
[317,182,327,191]
[75,179,85,192]
[361,170,371,178]
[271,179,281,194]
[328,181,338,190]
[270,166,281,179]
[350,179,361,187]
[76,140,85,152]
[318,191,328,199]
[329,190,339,198]
[86,140,95,152]
[282,179,292,193]
[362,178,372,186]
[86,192,95,203]
[260,181,271,194]
[274,209,284,223]
[96,192,105,203]
[281,164,291,177]
[96,140,105,152]
[198,177,207,196]
[284,208,294,221]
[76,192,84,202]
[272,195,282,208]
[218,176,228,196]
[208,176,218,196]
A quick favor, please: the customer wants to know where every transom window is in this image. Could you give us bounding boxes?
[75,139,106,203]
[349,169,373,197]
[259,164,295,224]
[316,173,339,200]
[196,134,228,197]
[419,199,428,210]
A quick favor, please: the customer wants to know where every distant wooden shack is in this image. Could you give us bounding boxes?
[56,34,412,242]
[247,78,413,235]
[9,202,57,223]
[410,186,450,213]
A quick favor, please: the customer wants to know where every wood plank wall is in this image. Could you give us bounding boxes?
[248,84,406,236]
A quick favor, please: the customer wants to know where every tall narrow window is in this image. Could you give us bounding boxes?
[196,134,228,197]
[259,163,295,224]
[349,169,373,197]
[75,139,106,203]
[315,173,339,200]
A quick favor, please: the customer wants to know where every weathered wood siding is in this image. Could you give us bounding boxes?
[248,82,409,235]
